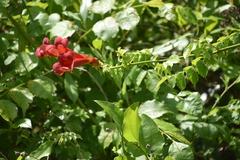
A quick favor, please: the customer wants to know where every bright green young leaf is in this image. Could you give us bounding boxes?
[139,100,171,119]
[50,20,75,38]
[123,102,141,142]
[154,119,190,145]
[0,100,18,122]
[93,17,119,41]
[115,8,140,30]
[114,155,135,160]
[9,87,33,117]
[28,76,56,100]
[177,7,197,25]
[142,0,163,8]
[12,118,32,129]
[54,0,73,7]
[204,16,218,35]
[176,72,186,90]
[164,156,175,160]
[64,73,78,103]
[176,92,203,116]
[184,66,199,87]
[139,114,165,154]
[92,39,103,50]
[168,141,194,160]
[26,141,54,160]
[136,70,147,87]
[95,100,124,130]
[196,60,208,78]
[15,52,38,73]
[91,0,115,15]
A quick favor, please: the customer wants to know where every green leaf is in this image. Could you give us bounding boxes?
[64,73,78,103]
[12,118,32,129]
[196,60,208,78]
[158,3,176,21]
[139,100,171,119]
[194,122,218,139]
[15,52,38,73]
[139,114,165,154]
[95,100,124,130]
[80,0,92,22]
[168,141,194,160]
[177,7,197,25]
[204,16,218,35]
[184,66,199,87]
[26,141,54,160]
[154,119,191,145]
[37,13,60,32]
[114,155,135,160]
[176,72,186,90]
[163,55,180,68]
[143,0,163,8]
[4,53,17,65]
[183,43,197,59]
[9,87,33,117]
[50,20,75,38]
[176,92,203,116]
[115,8,140,30]
[0,0,9,12]
[93,17,119,41]
[54,0,73,7]
[98,123,115,149]
[0,100,18,122]
[92,39,103,50]
[91,0,115,15]
[123,102,141,142]
[28,76,56,100]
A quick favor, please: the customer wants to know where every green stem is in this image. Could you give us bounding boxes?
[211,75,240,109]
[109,59,168,69]
[213,43,240,54]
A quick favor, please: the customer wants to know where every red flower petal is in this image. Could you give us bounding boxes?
[53,62,71,75]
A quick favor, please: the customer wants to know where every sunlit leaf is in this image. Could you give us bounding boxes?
[139,114,165,154]
[9,87,33,117]
[80,0,92,22]
[184,66,199,87]
[143,0,163,8]
[28,76,56,100]
[50,20,75,38]
[123,102,141,142]
[139,100,171,119]
[93,17,119,41]
[176,92,203,116]
[15,52,38,73]
[26,141,54,160]
[91,0,115,14]
[95,100,124,130]
[54,0,73,7]
[115,8,140,30]
[12,118,32,129]
[168,141,194,160]
[0,100,18,122]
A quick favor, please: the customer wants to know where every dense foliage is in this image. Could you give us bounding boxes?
[1,0,240,159]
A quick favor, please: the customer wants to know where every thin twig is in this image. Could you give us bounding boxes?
[77,67,108,101]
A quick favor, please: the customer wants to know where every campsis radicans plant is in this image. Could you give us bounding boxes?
[36,36,100,75]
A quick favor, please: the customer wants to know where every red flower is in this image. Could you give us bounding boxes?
[36,37,100,75]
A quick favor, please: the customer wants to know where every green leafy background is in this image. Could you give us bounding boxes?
[1,0,240,159]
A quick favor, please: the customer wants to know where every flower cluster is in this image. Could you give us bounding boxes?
[36,37,100,75]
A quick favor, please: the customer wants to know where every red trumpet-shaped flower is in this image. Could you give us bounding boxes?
[36,37,100,75]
